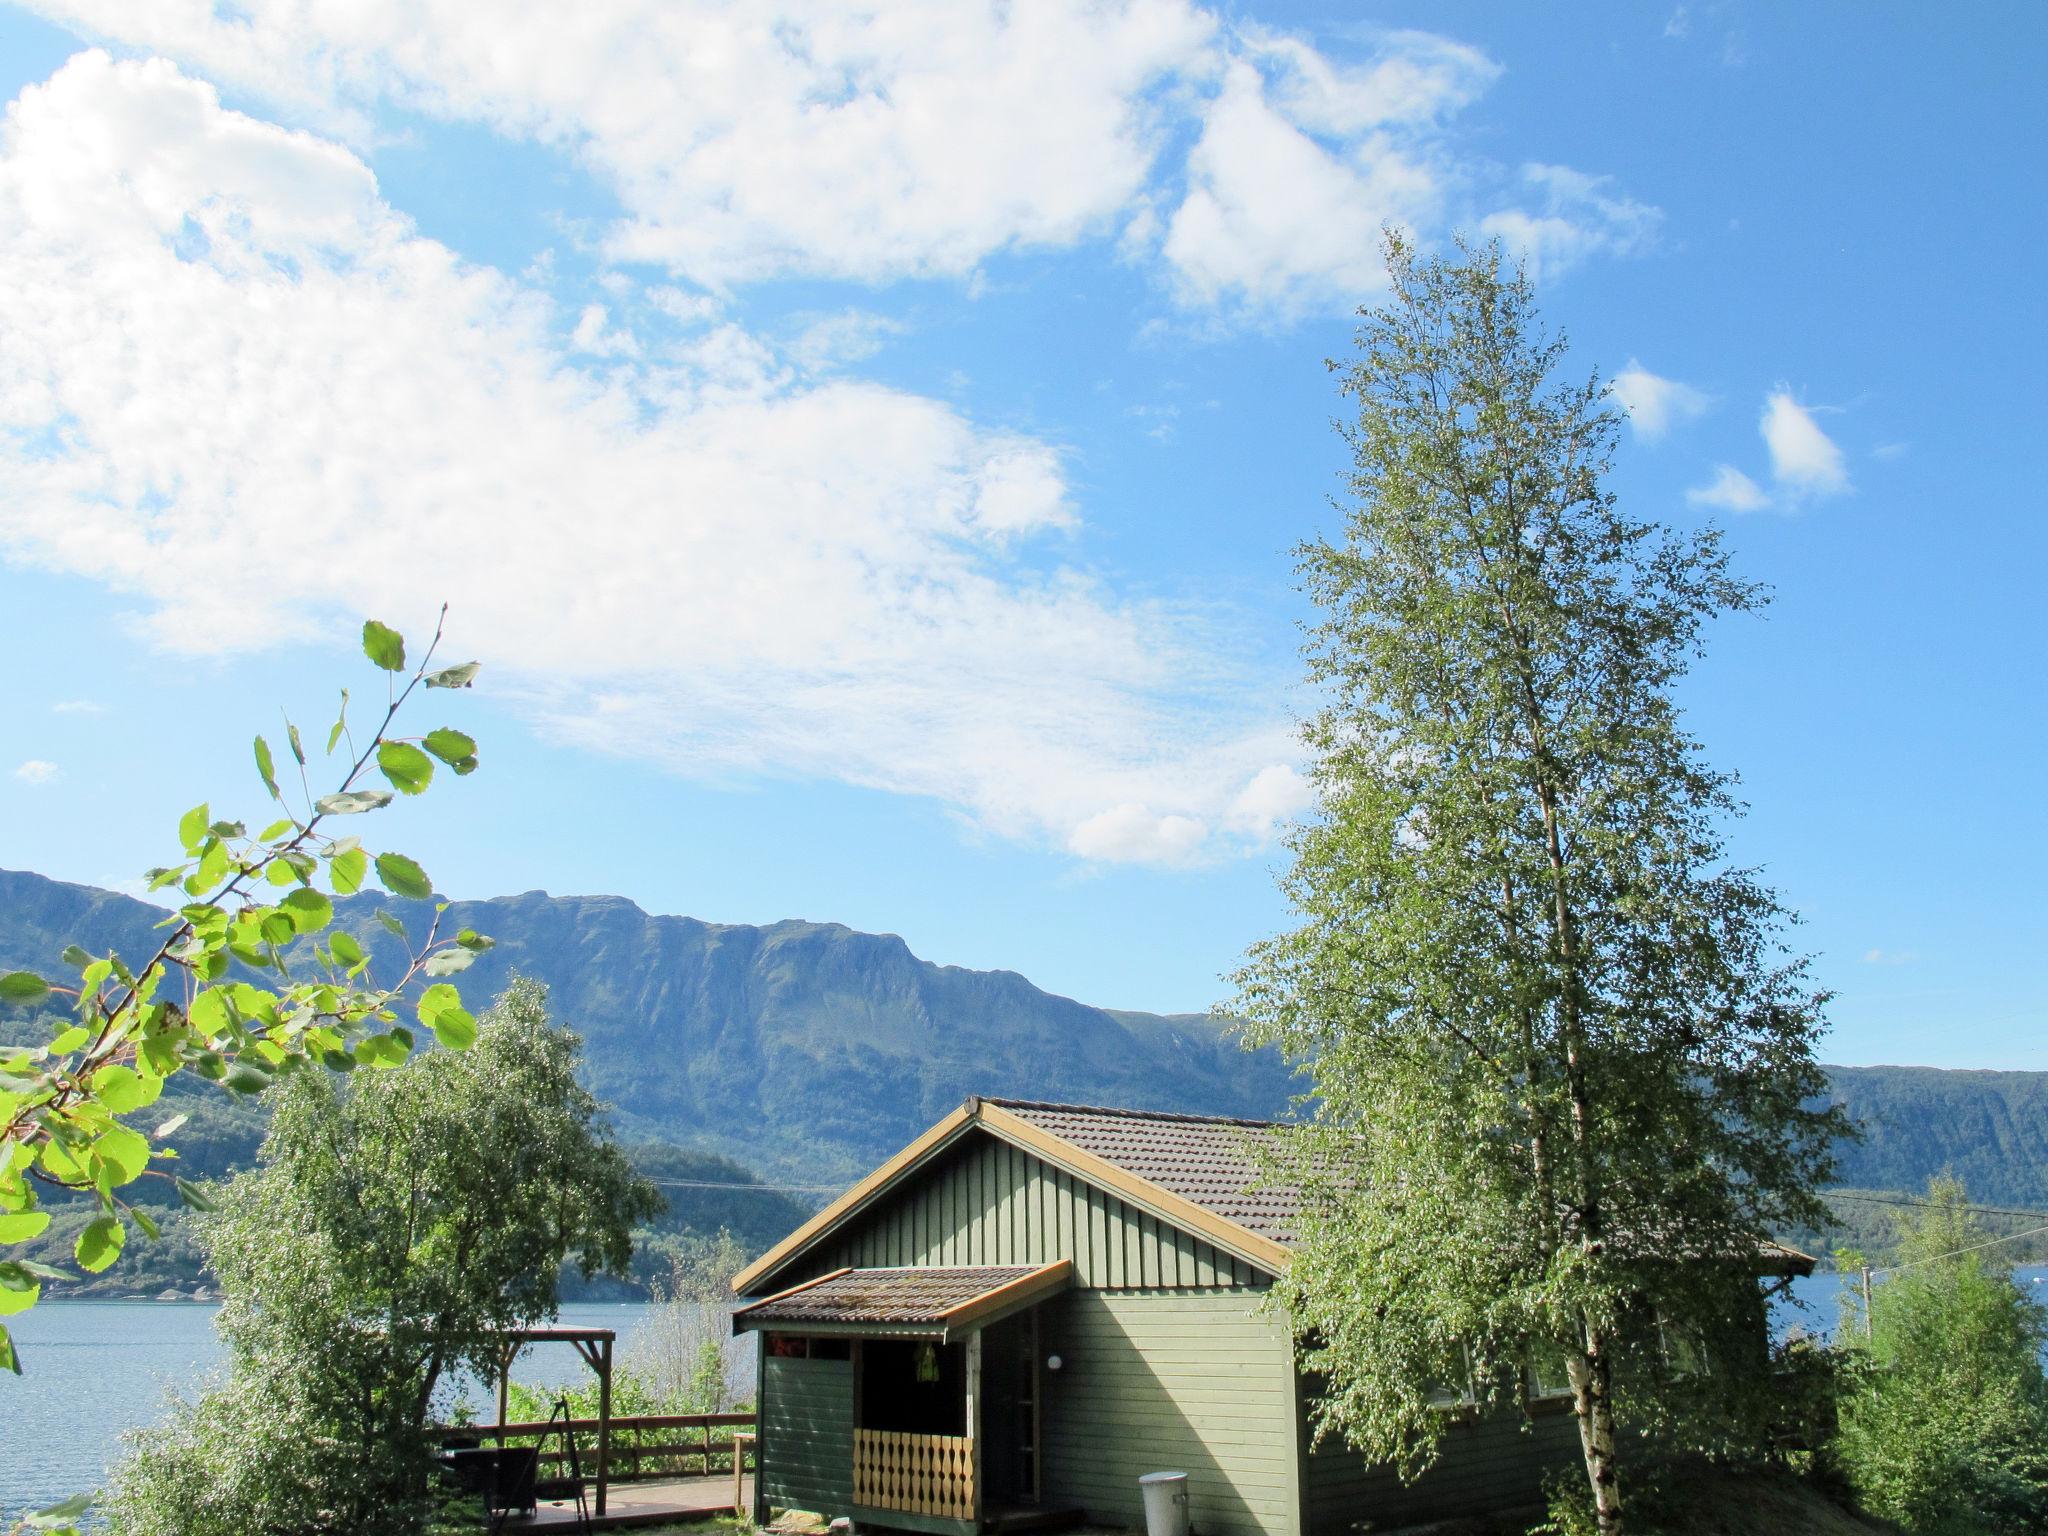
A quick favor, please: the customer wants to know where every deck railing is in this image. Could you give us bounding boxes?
[448,1411,756,1484]
[854,1428,975,1520]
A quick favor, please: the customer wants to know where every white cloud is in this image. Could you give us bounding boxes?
[13,759,59,784]
[50,698,103,713]
[1478,164,1659,281]
[788,310,906,374]
[1760,389,1849,499]
[25,0,1217,288]
[0,51,1299,865]
[1611,359,1710,441]
[21,5,1654,319]
[1686,465,1770,513]
[1225,763,1311,840]
[1861,948,1918,966]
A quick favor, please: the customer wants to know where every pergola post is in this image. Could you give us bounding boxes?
[596,1333,613,1518]
[496,1341,515,1438]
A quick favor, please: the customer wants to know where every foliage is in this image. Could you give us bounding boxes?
[103,980,659,1536]
[0,614,488,1372]
[1232,234,1848,1534]
[1833,1180,2048,1535]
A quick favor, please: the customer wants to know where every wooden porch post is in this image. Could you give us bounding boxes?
[496,1341,515,1436]
[966,1330,984,1531]
[596,1333,613,1518]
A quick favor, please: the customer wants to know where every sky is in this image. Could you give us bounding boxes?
[0,2,2041,1069]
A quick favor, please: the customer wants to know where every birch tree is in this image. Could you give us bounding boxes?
[1233,235,1847,1535]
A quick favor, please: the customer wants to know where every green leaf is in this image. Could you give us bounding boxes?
[175,1178,218,1212]
[428,1006,476,1050]
[425,661,480,689]
[423,947,475,977]
[456,929,495,952]
[327,688,349,754]
[314,789,393,816]
[90,1064,146,1113]
[280,888,335,934]
[422,727,477,767]
[60,944,91,969]
[28,1491,95,1526]
[178,802,208,853]
[0,972,50,1005]
[0,1266,41,1316]
[75,1215,124,1273]
[0,1211,50,1242]
[0,1323,18,1374]
[376,909,407,938]
[131,1206,161,1241]
[286,720,306,766]
[152,1113,189,1140]
[49,1025,88,1053]
[377,740,434,796]
[92,1124,151,1184]
[223,1061,273,1096]
[254,734,280,799]
[329,931,365,969]
[416,982,461,1025]
[375,852,432,900]
[329,846,369,894]
[362,619,406,672]
[258,817,296,840]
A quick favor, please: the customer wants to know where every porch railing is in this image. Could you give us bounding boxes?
[854,1428,975,1520]
[447,1411,756,1483]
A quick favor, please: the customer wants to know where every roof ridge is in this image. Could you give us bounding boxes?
[981,1095,1281,1130]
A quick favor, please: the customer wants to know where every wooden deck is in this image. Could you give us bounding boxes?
[501,1473,753,1531]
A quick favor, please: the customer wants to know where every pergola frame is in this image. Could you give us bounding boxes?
[485,1326,618,1517]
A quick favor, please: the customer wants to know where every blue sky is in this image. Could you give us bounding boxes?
[0,3,2040,1068]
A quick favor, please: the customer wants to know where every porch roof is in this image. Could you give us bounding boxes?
[733,1260,1072,1342]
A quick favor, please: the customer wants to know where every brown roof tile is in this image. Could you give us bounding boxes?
[986,1098,1303,1242]
[737,1265,1051,1328]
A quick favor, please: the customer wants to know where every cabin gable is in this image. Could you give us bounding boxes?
[807,1127,1267,1289]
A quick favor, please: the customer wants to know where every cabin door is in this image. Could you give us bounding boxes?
[979,1312,1040,1507]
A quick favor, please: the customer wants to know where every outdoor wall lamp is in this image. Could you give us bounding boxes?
[1046,1353,1063,1371]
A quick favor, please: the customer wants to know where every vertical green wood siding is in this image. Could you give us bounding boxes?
[1038,1289,1300,1536]
[819,1130,1260,1288]
[761,1355,855,1518]
[1300,1399,1582,1532]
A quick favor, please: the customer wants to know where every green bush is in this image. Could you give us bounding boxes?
[1834,1180,2048,1535]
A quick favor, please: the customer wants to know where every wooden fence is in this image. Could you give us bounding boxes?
[854,1428,975,1520]
[449,1411,755,1484]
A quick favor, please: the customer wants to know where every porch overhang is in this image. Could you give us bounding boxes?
[732,1260,1072,1344]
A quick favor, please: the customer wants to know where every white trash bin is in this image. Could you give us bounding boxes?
[1139,1471,1190,1536]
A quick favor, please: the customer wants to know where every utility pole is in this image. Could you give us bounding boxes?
[1860,1264,1874,1338]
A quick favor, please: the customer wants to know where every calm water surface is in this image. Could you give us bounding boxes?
[2,1301,660,1520]
[10,1271,2048,1521]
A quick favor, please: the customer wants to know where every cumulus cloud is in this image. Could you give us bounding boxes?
[21,4,1654,318]
[1611,359,1710,441]
[1686,465,1770,513]
[1760,389,1850,499]
[0,51,1302,866]
[13,759,60,785]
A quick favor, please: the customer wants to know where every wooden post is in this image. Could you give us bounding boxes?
[1861,1266,1874,1339]
[966,1332,984,1529]
[596,1335,613,1518]
[496,1341,514,1436]
[753,1330,770,1525]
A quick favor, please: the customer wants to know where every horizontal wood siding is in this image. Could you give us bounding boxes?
[1301,1401,1582,1533]
[1039,1290,1299,1536]
[820,1130,1259,1289]
[762,1355,855,1519]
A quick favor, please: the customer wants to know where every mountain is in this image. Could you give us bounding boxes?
[0,867,1295,1185]
[7,866,2047,1214]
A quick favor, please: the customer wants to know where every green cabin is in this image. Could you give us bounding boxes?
[732,1096,1749,1536]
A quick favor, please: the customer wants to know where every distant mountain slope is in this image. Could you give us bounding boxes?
[1824,1065,2048,1207]
[0,868,1295,1184]
[6,868,2044,1207]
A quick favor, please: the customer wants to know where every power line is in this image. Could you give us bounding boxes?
[1871,1218,2048,1280]
[1825,1191,2048,1222]
[641,1177,841,1194]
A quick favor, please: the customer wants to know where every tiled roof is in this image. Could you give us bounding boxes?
[737,1265,1050,1328]
[987,1098,1304,1243]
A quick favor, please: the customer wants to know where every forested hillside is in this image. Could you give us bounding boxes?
[6,867,2046,1279]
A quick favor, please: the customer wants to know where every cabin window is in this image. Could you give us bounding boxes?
[1424,1345,1479,1411]
[859,1339,968,1435]
[1526,1343,1576,1400]
[767,1334,852,1360]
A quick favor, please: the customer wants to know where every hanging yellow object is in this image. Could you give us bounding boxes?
[916,1342,940,1383]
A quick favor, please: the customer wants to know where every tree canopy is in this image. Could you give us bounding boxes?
[107,978,658,1536]
[1233,235,1847,1535]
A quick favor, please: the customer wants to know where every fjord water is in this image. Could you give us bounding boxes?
[10,1274,2048,1519]
[2,1300,664,1520]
